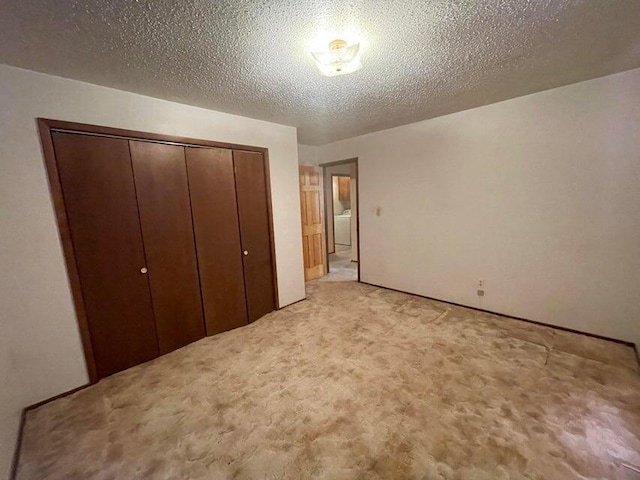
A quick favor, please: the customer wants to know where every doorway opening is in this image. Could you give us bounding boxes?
[321,159,359,282]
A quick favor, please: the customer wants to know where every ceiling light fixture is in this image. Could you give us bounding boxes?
[311,39,362,77]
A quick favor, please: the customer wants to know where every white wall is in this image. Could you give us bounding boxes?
[297,144,319,166]
[0,64,305,478]
[317,67,640,349]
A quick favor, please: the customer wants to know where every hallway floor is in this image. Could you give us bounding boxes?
[16,282,640,480]
[321,244,357,282]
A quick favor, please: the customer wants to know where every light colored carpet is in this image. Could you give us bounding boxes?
[17,281,640,480]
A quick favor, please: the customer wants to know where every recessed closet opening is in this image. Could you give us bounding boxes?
[38,119,279,382]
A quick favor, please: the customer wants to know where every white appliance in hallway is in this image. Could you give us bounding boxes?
[334,210,351,245]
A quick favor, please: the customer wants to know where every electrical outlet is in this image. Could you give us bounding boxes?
[477,289,485,297]
[478,279,484,288]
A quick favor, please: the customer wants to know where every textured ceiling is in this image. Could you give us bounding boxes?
[1,1,639,145]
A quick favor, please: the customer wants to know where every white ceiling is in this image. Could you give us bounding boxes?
[1,0,639,145]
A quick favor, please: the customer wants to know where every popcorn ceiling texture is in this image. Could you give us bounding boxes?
[1,0,639,144]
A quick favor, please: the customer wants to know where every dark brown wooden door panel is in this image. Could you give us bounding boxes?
[233,150,276,322]
[52,132,159,378]
[185,147,249,334]
[129,141,205,354]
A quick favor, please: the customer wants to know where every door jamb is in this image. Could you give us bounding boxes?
[319,158,360,282]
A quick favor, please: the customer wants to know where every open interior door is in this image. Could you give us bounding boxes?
[299,166,327,281]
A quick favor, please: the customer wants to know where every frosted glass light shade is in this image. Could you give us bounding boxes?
[311,40,362,77]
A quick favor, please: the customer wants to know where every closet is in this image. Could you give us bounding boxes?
[42,120,277,381]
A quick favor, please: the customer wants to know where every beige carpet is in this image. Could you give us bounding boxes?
[17,281,640,480]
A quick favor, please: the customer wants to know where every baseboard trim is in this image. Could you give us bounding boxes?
[24,383,91,412]
[278,297,307,309]
[9,410,26,480]
[10,383,91,479]
[359,281,638,355]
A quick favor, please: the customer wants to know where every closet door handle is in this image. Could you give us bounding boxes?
[243,250,249,256]
[140,267,148,274]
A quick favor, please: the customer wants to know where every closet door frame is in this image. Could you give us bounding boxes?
[38,118,280,384]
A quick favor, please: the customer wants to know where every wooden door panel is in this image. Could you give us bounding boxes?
[129,141,205,354]
[52,132,159,378]
[338,176,351,202]
[233,151,276,322]
[186,147,249,334]
[302,233,324,278]
[302,191,324,235]
[299,166,327,280]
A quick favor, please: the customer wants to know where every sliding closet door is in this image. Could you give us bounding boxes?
[129,141,205,354]
[185,147,249,334]
[233,151,276,321]
[52,133,159,379]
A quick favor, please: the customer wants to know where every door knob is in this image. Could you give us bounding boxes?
[243,250,249,256]
[140,267,148,274]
